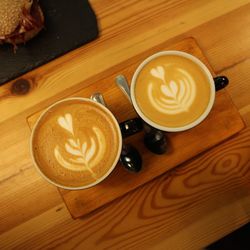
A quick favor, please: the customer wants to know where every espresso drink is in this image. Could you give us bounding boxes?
[134,54,212,128]
[32,99,121,188]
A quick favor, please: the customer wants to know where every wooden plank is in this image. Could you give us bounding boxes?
[27,38,245,218]
[0,2,250,249]
[0,0,249,123]
[1,128,249,249]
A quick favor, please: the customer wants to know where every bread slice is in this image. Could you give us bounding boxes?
[0,0,44,45]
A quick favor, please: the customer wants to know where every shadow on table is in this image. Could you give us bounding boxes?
[205,223,250,250]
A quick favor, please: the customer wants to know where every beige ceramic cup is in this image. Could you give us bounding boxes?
[130,51,216,132]
[30,97,122,190]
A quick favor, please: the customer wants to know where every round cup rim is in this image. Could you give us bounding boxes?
[130,50,215,132]
[30,97,122,190]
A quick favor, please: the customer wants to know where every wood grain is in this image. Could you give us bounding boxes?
[1,128,249,249]
[27,38,245,218]
[0,0,249,123]
[0,0,250,249]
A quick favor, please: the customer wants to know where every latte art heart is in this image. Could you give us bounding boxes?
[148,66,196,114]
[134,54,212,128]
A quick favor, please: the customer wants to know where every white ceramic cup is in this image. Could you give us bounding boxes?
[130,50,215,132]
[30,97,122,190]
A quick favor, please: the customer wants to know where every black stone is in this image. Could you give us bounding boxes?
[0,0,99,86]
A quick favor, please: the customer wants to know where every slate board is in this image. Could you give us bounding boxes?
[0,0,99,86]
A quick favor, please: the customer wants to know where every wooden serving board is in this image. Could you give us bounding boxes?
[27,38,245,219]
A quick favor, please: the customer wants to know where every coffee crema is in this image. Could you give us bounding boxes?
[134,54,212,128]
[31,99,121,188]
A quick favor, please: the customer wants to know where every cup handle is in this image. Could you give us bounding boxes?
[214,76,229,91]
[119,118,143,138]
[118,118,143,172]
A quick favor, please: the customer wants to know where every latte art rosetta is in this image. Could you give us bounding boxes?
[148,65,196,114]
[54,113,106,179]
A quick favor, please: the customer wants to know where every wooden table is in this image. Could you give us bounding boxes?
[0,0,249,249]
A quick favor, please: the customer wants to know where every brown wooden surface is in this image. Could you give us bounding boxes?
[28,38,245,219]
[0,0,250,249]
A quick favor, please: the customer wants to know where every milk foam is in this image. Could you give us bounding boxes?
[148,65,196,114]
[54,113,106,179]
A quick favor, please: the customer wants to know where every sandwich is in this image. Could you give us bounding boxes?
[0,0,44,47]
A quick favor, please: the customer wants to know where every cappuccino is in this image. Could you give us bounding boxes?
[131,51,214,131]
[31,98,122,189]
